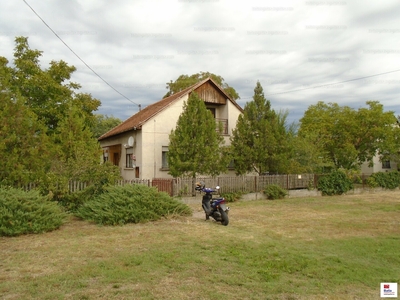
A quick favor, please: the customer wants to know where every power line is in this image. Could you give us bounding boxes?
[240,69,400,100]
[22,0,141,110]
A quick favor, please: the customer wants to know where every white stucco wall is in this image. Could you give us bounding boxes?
[140,95,189,179]
[361,155,398,174]
[100,131,140,181]
[100,94,244,180]
[139,95,243,179]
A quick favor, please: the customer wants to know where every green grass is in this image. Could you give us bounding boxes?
[0,191,399,299]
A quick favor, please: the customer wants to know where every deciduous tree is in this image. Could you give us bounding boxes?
[298,101,400,170]
[164,72,240,100]
[10,36,101,135]
[0,57,51,185]
[92,114,122,138]
[0,37,117,190]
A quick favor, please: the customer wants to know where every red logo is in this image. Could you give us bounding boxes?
[384,284,390,289]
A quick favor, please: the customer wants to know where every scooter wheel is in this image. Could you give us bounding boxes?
[220,209,229,226]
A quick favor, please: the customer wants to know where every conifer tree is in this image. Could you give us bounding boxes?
[168,91,229,190]
[230,81,293,175]
[52,104,102,179]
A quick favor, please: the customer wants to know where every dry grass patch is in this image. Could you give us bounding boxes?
[1,191,399,299]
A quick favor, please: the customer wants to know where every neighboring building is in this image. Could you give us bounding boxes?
[361,156,398,174]
[98,77,244,180]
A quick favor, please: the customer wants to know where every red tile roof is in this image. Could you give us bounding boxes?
[98,77,242,140]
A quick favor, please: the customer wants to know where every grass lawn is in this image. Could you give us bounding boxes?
[1,191,399,299]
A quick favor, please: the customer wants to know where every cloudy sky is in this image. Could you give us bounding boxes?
[1,0,399,124]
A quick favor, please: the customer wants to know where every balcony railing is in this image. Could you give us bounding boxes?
[216,118,228,135]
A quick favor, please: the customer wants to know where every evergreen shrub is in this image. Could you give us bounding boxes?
[317,170,353,196]
[220,191,245,202]
[263,184,288,200]
[0,187,67,236]
[75,184,192,225]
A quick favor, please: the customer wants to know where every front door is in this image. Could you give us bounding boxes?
[113,153,119,166]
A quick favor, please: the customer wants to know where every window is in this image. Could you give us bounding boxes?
[126,148,134,168]
[162,146,169,169]
[382,160,391,169]
[103,148,109,163]
[135,167,139,178]
[207,107,216,118]
[228,160,235,170]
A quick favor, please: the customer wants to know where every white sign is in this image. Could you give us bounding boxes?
[381,283,398,298]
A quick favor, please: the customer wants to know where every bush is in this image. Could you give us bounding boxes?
[0,187,67,237]
[38,162,121,204]
[367,171,400,189]
[263,184,288,200]
[317,170,353,196]
[57,183,108,213]
[75,184,192,225]
[346,169,363,184]
[220,191,245,202]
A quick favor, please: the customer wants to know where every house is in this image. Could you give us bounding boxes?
[98,77,244,180]
[361,156,398,174]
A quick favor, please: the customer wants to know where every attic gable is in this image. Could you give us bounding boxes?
[98,77,242,140]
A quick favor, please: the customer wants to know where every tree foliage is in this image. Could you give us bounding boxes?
[168,91,229,179]
[291,131,335,174]
[0,37,119,190]
[299,101,400,170]
[164,71,240,100]
[10,37,101,135]
[92,114,122,138]
[230,81,294,175]
[0,57,51,185]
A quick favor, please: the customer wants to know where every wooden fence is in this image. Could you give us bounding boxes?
[19,174,372,197]
[172,174,315,196]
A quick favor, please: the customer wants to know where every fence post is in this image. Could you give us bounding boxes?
[314,174,317,189]
[287,174,289,190]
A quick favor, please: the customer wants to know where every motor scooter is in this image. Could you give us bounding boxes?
[195,182,229,226]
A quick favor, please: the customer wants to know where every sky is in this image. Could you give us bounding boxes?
[1,0,399,125]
